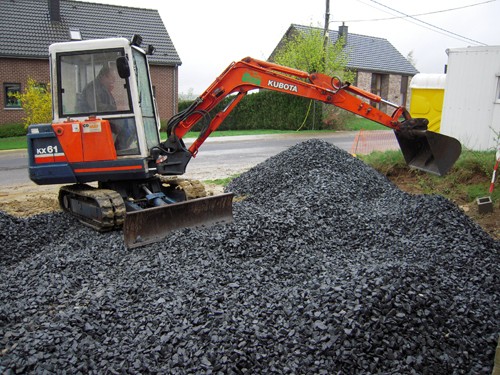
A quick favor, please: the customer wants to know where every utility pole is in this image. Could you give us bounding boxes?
[323,0,330,71]
[323,0,330,53]
[319,0,331,129]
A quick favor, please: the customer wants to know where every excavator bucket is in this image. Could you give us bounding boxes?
[123,193,234,249]
[395,126,462,176]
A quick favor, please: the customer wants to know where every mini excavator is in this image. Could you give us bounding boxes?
[27,35,461,248]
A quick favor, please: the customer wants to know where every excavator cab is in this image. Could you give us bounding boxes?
[51,41,159,157]
[27,37,233,247]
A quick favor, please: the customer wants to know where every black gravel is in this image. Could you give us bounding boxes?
[1,139,499,374]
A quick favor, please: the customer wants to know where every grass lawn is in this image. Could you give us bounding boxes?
[160,129,298,140]
[360,149,499,203]
[0,136,28,150]
[341,117,387,131]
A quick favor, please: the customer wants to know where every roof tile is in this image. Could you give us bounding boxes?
[289,24,418,76]
[0,0,181,65]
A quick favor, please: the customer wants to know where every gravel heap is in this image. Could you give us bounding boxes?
[1,139,499,374]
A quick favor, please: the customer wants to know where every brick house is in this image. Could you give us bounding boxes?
[270,24,418,114]
[0,0,181,126]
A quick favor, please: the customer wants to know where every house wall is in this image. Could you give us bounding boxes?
[355,70,410,114]
[0,58,178,127]
[356,71,372,92]
[388,74,406,106]
[0,58,50,125]
[149,65,178,125]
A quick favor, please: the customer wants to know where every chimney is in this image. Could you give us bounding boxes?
[338,22,348,45]
[48,0,61,22]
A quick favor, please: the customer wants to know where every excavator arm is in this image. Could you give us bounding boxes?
[156,57,461,176]
[126,56,462,248]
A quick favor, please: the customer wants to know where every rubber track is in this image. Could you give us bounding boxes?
[59,184,126,232]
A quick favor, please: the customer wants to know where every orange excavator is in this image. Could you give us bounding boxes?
[27,35,461,248]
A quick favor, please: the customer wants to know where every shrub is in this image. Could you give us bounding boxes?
[10,78,52,129]
[0,123,26,138]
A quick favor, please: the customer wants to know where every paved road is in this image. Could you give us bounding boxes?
[0,131,361,185]
[184,132,359,179]
[0,149,31,185]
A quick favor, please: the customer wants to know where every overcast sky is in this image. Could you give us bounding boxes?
[80,0,499,95]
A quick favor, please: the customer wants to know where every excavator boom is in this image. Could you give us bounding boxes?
[160,57,460,177]
[143,56,462,246]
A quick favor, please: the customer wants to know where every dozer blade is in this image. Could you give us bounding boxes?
[123,193,234,249]
[395,129,461,176]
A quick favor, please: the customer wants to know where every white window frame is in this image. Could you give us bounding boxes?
[496,74,500,104]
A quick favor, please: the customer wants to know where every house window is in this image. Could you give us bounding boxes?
[371,73,389,112]
[352,71,358,87]
[4,83,22,109]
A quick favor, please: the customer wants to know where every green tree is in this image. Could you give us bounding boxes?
[273,26,355,129]
[273,26,352,81]
[11,78,52,128]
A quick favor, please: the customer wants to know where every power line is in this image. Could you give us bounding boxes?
[332,0,495,23]
[369,0,488,45]
[335,0,490,46]
[371,0,487,45]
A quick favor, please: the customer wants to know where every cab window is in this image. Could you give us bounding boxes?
[132,48,159,150]
[57,49,132,116]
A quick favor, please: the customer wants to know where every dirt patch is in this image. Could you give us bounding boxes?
[0,182,224,218]
[0,184,61,217]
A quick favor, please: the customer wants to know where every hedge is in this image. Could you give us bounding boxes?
[0,123,27,138]
[176,91,324,132]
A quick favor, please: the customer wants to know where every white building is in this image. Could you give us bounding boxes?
[440,46,500,151]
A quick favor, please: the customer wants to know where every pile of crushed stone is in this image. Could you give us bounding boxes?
[1,139,498,374]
